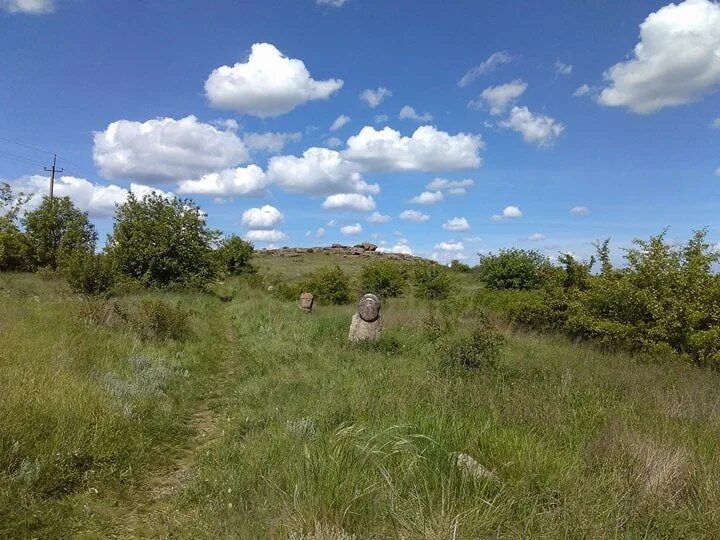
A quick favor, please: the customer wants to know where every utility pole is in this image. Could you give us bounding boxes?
[44,154,63,201]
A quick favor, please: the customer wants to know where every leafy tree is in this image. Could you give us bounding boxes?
[0,183,31,271]
[413,263,452,300]
[449,259,471,272]
[476,248,554,290]
[360,260,408,298]
[60,250,117,296]
[300,265,353,305]
[107,192,220,288]
[215,235,255,276]
[23,196,97,269]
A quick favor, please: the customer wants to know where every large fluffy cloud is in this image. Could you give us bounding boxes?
[177,165,267,197]
[6,174,169,218]
[409,191,443,205]
[93,116,248,183]
[597,0,720,114]
[204,43,343,117]
[344,125,483,172]
[399,106,433,122]
[500,106,564,147]
[399,209,430,222]
[267,147,378,195]
[0,0,54,14]
[241,204,284,229]
[341,223,363,235]
[442,217,470,231]
[321,193,376,211]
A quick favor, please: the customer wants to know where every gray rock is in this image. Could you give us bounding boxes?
[361,242,378,251]
[454,453,497,481]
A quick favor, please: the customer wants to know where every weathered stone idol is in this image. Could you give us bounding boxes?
[348,293,382,342]
[299,292,314,313]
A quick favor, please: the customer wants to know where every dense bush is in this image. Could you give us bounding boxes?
[108,193,219,289]
[449,259,472,272]
[60,250,117,296]
[439,327,505,370]
[299,265,353,305]
[23,196,96,270]
[413,263,452,300]
[129,299,191,341]
[0,183,31,271]
[360,260,408,298]
[505,230,720,366]
[476,248,555,290]
[215,235,255,276]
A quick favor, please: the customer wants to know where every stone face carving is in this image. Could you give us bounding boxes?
[348,293,382,342]
[299,292,314,313]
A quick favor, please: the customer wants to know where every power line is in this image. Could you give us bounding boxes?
[0,136,54,157]
[0,149,48,167]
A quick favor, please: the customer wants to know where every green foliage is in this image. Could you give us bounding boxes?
[505,230,720,365]
[439,327,505,370]
[0,183,31,271]
[130,298,191,341]
[23,196,96,270]
[299,265,353,305]
[60,250,117,296]
[476,248,555,290]
[413,262,452,300]
[216,235,255,276]
[108,192,219,289]
[449,259,472,272]
[360,260,408,298]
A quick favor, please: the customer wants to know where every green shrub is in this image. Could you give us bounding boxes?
[60,250,117,296]
[23,196,97,270]
[107,192,219,289]
[299,265,353,305]
[216,235,255,276]
[439,327,505,370]
[360,260,408,298]
[476,248,555,290]
[129,299,191,341]
[413,263,452,300]
[449,259,472,272]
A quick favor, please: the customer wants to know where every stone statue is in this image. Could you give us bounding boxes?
[348,293,382,342]
[299,292,314,313]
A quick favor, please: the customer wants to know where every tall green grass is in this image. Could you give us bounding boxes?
[2,267,720,538]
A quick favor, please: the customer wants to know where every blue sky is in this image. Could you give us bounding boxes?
[1,0,719,263]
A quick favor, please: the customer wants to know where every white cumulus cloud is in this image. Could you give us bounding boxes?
[243,131,301,153]
[0,0,54,14]
[93,116,248,183]
[204,43,343,117]
[426,178,474,194]
[321,193,376,211]
[177,165,267,197]
[267,147,379,195]
[503,205,522,218]
[399,106,433,122]
[367,211,391,223]
[409,191,443,205]
[570,205,590,215]
[471,79,527,115]
[241,204,284,229]
[555,61,573,75]
[500,106,565,147]
[597,0,720,114]
[341,223,363,235]
[399,209,430,222]
[458,51,512,87]
[344,125,483,172]
[360,87,392,108]
[330,114,351,131]
[443,217,470,231]
[245,229,287,243]
[435,241,464,251]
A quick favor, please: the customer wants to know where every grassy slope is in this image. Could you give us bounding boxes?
[1,254,720,538]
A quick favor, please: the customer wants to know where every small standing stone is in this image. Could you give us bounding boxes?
[348,293,382,342]
[299,292,314,313]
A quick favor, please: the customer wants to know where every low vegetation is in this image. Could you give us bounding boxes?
[3,180,720,536]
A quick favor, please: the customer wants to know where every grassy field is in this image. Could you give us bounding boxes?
[2,254,720,538]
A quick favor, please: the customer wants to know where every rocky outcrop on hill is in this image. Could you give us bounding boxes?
[257,243,432,263]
